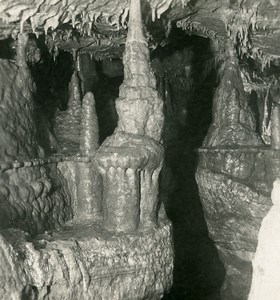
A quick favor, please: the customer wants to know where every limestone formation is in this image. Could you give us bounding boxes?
[76,92,102,220]
[203,49,263,147]
[1,0,280,299]
[80,92,99,156]
[0,33,39,161]
[0,0,174,298]
[94,0,165,233]
[0,224,173,300]
[54,64,82,154]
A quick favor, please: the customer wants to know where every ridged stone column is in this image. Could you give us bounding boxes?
[76,92,102,220]
[94,0,164,233]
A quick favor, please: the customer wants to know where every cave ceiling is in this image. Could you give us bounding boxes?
[0,0,279,68]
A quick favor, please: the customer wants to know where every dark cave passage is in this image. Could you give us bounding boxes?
[157,32,225,299]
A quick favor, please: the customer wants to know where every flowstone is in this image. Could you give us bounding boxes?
[196,50,272,300]
[0,222,173,300]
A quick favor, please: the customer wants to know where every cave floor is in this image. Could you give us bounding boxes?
[162,141,225,300]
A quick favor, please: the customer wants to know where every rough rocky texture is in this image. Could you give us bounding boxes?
[196,158,272,300]
[249,179,280,300]
[79,92,99,156]
[196,147,280,299]
[0,1,173,298]
[115,0,164,142]
[0,220,173,300]
[94,0,167,234]
[195,39,280,299]
[271,104,280,150]
[1,0,280,69]
[0,158,73,235]
[95,132,164,232]
[198,148,272,194]
[0,34,40,161]
[203,52,263,147]
[54,70,82,154]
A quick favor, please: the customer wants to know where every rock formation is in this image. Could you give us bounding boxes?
[0,0,280,299]
[0,0,173,299]
[94,0,165,233]
[203,49,263,147]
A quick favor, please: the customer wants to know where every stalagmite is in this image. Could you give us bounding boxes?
[261,88,271,144]
[115,0,164,141]
[203,48,263,147]
[80,92,99,156]
[75,92,102,220]
[54,54,82,153]
[94,0,165,232]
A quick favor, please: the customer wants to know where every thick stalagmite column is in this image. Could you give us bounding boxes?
[76,92,102,220]
[94,0,165,233]
[95,146,142,232]
[95,133,164,232]
[17,33,28,68]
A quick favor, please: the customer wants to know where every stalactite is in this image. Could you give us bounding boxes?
[17,33,28,68]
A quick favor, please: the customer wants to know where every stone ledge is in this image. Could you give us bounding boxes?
[0,220,173,300]
[0,155,94,171]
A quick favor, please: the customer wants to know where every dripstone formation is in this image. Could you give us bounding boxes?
[196,47,278,299]
[1,0,280,299]
[0,0,173,299]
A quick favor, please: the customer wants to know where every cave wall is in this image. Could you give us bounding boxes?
[0,59,40,161]
[196,150,272,299]
[0,158,73,235]
[195,48,275,299]
[0,37,77,235]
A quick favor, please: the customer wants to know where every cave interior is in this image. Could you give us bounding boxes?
[0,0,280,299]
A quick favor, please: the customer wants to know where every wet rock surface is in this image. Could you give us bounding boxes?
[196,51,273,299]
[196,164,271,300]
[0,58,39,161]
[0,221,173,300]
[0,158,73,234]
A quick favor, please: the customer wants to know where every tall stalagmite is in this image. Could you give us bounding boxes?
[203,49,263,147]
[115,0,164,141]
[94,0,165,233]
[80,92,99,156]
[76,91,102,220]
[54,57,82,154]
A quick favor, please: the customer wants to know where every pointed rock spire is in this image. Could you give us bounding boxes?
[116,0,163,141]
[126,0,145,43]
